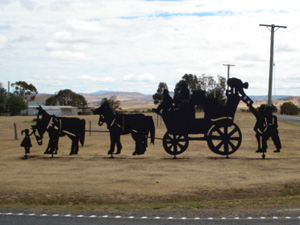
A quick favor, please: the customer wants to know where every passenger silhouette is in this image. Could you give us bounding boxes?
[153,89,173,115]
[227,77,253,106]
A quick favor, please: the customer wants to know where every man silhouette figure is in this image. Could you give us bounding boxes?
[262,106,282,153]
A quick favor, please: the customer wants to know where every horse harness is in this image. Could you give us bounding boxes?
[109,114,140,134]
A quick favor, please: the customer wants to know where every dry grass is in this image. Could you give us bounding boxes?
[0,112,300,212]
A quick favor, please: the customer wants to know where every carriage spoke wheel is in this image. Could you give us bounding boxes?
[206,123,242,157]
[163,132,189,158]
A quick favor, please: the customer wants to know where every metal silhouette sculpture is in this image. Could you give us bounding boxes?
[226,77,282,159]
[20,128,33,159]
[93,101,155,158]
[32,106,85,157]
[154,80,242,158]
[249,104,281,159]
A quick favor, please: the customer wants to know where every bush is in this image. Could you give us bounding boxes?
[280,102,299,115]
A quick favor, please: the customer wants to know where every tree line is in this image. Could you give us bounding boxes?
[0,81,87,115]
[153,74,226,108]
[152,74,299,115]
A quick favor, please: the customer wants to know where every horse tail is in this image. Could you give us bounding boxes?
[79,119,86,146]
[149,116,155,145]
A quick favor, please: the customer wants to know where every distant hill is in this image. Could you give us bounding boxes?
[82,91,152,104]
[33,91,298,108]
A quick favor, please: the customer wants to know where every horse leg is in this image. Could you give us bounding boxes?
[108,132,115,155]
[74,137,79,154]
[132,133,143,155]
[69,136,77,155]
[132,133,137,155]
[115,133,122,154]
[142,136,147,154]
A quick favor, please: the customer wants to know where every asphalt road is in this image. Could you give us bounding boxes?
[277,114,300,123]
[1,213,300,225]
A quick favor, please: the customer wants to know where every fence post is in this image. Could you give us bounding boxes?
[14,123,18,140]
[89,120,91,136]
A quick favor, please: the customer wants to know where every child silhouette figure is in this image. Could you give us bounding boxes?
[20,129,33,159]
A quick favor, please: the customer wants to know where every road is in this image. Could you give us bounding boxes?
[277,114,300,123]
[1,213,300,225]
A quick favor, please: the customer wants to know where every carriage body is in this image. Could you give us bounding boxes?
[159,90,242,157]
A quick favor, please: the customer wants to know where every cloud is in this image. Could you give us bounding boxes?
[81,75,115,82]
[20,0,37,11]
[0,35,7,48]
[1,0,299,96]
[123,73,157,82]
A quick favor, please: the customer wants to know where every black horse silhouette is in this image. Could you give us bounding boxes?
[32,106,85,156]
[93,101,155,156]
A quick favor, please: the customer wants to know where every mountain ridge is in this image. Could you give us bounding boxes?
[34,91,295,105]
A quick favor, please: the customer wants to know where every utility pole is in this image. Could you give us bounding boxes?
[260,24,287,106]
[223,64,235,89]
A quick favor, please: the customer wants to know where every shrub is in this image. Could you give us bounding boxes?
[280,102,299,115]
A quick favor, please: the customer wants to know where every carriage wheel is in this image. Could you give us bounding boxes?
[206,123,242,156]
[163,132,189,157]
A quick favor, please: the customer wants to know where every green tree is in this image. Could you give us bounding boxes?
[280,102,299,115]
[6,93,27,115]
[174,74,226,105]
[46,89,87,106]
[181,74,201,90]
[152,82,168,104]
[0,83,7,114]
[11,81,38,103]
[101,96,121,112]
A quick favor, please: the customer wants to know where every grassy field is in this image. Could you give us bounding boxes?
[0,112,300,215]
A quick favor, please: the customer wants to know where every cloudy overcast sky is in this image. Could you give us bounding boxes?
[1,0,300,96]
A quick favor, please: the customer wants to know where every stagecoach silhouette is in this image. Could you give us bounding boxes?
[154,78,252,158]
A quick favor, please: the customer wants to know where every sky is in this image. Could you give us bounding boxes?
[1,0,300,96]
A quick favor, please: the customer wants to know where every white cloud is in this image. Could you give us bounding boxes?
[123,73,157,82]
[0,35,7,48]
[81,74,115,82]
[0,0,299,96]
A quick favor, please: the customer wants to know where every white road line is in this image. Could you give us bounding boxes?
[1,212,300,221]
